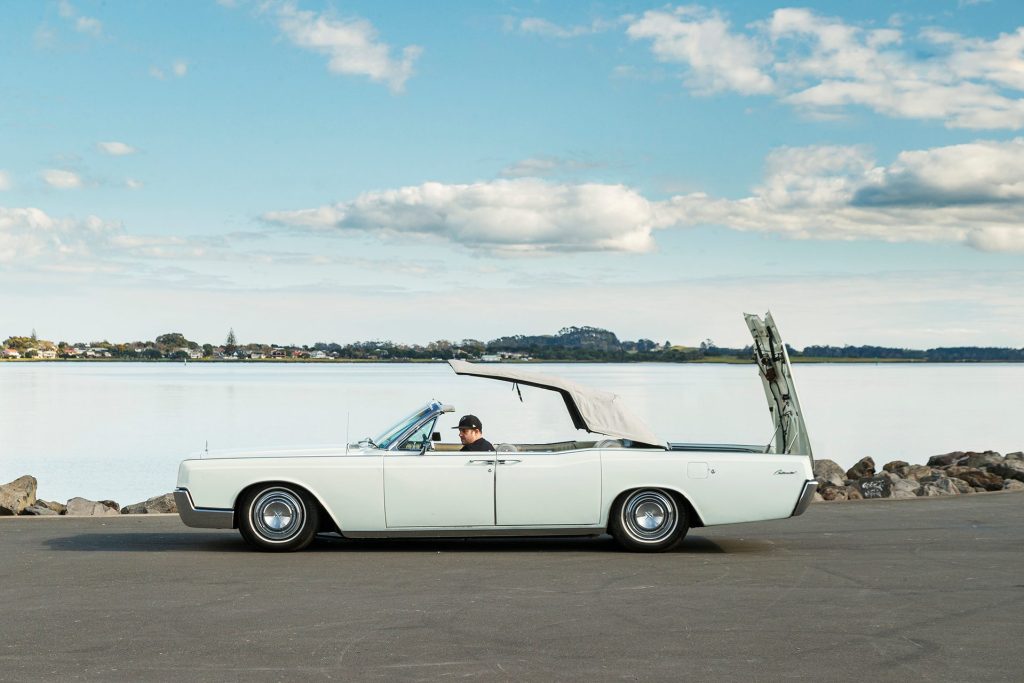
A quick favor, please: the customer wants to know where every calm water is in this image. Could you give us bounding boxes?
[1,362,1022,504]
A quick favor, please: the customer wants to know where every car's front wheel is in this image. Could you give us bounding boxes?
[611,488,689,552]
[238,485,319,552]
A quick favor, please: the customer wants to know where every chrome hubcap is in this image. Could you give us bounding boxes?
[622,490,677,543]
[251,489,304,541]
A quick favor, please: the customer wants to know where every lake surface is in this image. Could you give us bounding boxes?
[1,362,1022,504]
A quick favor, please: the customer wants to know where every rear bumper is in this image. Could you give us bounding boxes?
[790,480,818,517]
[174,488,234,529]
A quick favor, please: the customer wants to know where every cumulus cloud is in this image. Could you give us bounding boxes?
[515,17,613,39]
[667,139,1024,251]
[41,169,83,189]
[125,178,144,190]
[263,179,671,254]
[97,141,138,156]
[0,207,119,263]
[625,5,1024,129]
[0,171,10,191]
[58,1,102,37]
[271,1,421,93]
[626,7,774,95]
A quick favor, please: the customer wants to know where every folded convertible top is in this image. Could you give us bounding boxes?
[448,359,663,447]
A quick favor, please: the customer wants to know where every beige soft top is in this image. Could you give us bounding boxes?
[448,360,663,447]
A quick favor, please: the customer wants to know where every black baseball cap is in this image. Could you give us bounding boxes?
[453,414,482,430]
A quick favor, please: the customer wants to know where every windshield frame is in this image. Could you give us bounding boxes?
[372,401,442,450]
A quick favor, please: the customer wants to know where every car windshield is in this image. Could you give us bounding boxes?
[373,404,436,450]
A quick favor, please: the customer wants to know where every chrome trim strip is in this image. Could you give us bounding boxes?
[343,527,605,539]
[790,480,818,517]
[174,488,235,529]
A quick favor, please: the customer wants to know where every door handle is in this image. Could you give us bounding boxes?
[467,459,496,465]
[497,459,521,465]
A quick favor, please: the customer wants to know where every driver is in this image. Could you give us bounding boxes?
[454,414,494,452]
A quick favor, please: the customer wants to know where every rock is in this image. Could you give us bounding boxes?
[35,499,66,514]
[813,459,847,487]
[918,476,961,496]
[1006,452,1023,461]
[945,466,1004,491]
[64,497,121,517]
[21,505,58,516]
[883,460,911,478]
[0,475,38,515]
[855,475,892,499]
[965,451,1003,469]
[121,493,177,514]
[846,457,876,480]
[927,452,969,468]
[905,465,935,481]
[845,486,864,500]
[1004,480,1024,491]
[892,479,921,497]
[948,478,972,494]
[987,460,1024,483]
[99,500,120,512]
[819,485,848,501]
[812,492,824,502]
[879,471,903,484]
[972,487,987,493]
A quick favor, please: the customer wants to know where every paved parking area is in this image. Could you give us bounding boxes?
[1,493,1022,681]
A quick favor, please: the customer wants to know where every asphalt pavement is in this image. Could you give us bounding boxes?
[1,492,1022,682]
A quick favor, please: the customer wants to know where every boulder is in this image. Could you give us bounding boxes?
[883,460,911,478]
[21,505,58,516]
[812,492,824,502]
[855,475,892,499]
[0,475,38,516]
[64,497,120,517]
[948,478,972,494]
[813,459,847,487]
[879,471,903,484]
[945,467,1004,491]
[892,479,921,498]
[1004,480,1024,491]
[987,460,1024,483]
[927,452,969,468]
[846,457,876,480]
[819,486,848,501]
[965,451,1003,469]
[99,500,120,512]
[35,499,66,514]
[845,486,864,500]
[918,476,961,496]
[1006,452,1023,461]
[905,465,935,481]
[121,493,177,514]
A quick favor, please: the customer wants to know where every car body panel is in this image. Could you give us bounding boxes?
[384,453,496,527]
[495,450,602,526]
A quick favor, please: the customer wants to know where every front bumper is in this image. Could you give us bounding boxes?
[790,480,818,517]
[174,488,235,529]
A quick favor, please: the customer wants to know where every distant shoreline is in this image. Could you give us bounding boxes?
[2,357,1022,365]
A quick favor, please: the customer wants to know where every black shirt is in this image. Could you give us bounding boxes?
[461,438,495,452]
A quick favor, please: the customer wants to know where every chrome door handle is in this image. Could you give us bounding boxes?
[497,459,521,465]
[467,459,496,465]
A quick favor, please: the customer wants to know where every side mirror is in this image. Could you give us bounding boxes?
[431,432,442,442]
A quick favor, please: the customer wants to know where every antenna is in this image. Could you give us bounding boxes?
[204,439,208,460]
[345,411,350,455]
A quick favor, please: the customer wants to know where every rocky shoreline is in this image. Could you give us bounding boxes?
[2,449,1023,517]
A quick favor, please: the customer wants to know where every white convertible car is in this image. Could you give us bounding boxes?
[175,312,817,552]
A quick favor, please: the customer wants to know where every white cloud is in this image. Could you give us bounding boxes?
[499,156,602,178]
[626,6,1024,129]
[149,61,188,80]
[0,171,10,191]
[172,60,188,77]
[97,141,138,156]
[0,207,119,263]
[125,178,144,190]
[667,139,1024,251]
[41,169,83,189]
[516,17,613,39]
[271,1,421,93]
[263,179,670,254]
[58,1,102,37]
[626,7,774,95]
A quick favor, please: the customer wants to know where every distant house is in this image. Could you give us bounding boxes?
[39,349,57,359]
[249,352,265,360]
[480,354,501,362]
[309,350,327,359]
[188,349,203,360]
[2,349,20,359]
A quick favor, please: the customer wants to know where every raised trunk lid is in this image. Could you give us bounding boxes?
[745,312,813,458]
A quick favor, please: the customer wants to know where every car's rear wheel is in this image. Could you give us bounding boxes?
[611,488,689,552]
[238,485,319,552]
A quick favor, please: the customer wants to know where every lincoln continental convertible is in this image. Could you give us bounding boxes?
[175,312,817,552]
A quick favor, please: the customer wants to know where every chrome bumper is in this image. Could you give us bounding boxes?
[790,480,818,517]
[174,488,234,529]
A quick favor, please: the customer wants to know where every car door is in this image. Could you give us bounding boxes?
[383,420,496,528]
[494,448,602,526]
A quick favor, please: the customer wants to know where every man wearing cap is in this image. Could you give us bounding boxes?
[454,414,494,452]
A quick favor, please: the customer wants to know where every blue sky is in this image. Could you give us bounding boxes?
[2,0,1024,347]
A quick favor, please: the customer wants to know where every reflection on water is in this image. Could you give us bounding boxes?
[1,362,1021,502]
